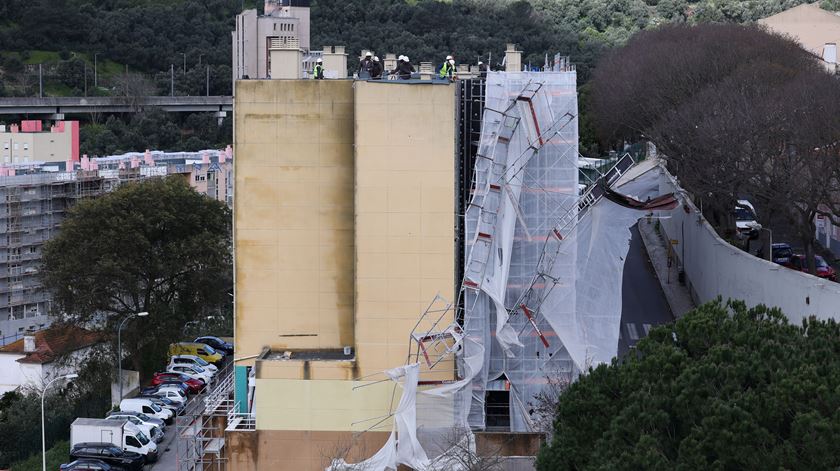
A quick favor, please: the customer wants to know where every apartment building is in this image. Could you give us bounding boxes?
[0,148,233,345]
[0,120,80,165]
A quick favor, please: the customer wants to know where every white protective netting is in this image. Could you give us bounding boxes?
[330,71,668,469]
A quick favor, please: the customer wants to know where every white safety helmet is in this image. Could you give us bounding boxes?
[448,59,455,65]
[404,56,409,62]
[374,56,380,61]
[316,58,323,63]
[365,52,372,57]
[446,55,453,61]
[398,55,405,61]
[478,61,484,65]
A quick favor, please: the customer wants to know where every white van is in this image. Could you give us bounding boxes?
[120,398,175,425]
[71,418,158,462]
[735,199,761,239]
[106,412,164,443]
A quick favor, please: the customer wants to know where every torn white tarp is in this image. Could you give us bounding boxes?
[326,363,428,471]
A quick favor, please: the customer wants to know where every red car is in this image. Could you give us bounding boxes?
[788,254,838,281]
[151,372,205,393]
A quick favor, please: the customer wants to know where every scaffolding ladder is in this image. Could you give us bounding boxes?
[511,153,637,349]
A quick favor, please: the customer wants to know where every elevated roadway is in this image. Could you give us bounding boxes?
[0,96,233,116]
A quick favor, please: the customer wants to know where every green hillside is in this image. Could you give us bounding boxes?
[0,0,833,97]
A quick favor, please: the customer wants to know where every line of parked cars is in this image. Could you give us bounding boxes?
[59,336,233,470]
[771,242,837,281]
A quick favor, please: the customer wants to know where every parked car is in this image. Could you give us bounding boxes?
[69,443,144,471]
[735,199,761,240]
[788,254,838,281]
[152,372,204,394]
[168,342,224,365]
[167,364,213,384]
[143,381,190,396]
[140,386,188,405]
[60,459,126,471]
[137,394,186,415]
[105,412,163,443]
[170,354,218,375]
[771,243,793,266]
[194,336,234,355]
[120,398,175,425]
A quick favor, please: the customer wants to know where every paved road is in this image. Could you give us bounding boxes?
[618,224,675,356]
[147,423,177,470]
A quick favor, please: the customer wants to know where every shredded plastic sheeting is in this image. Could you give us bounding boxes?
[463,71,580,431]
[333,72,670,470]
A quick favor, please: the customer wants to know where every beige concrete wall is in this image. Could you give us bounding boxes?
[234,79,355,360]
[269,49,302,79]
[353,81,457,379]
[254,378,399,431]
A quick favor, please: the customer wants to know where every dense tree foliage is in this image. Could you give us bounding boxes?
[590,24,840,271]
[41,177,232,374]
[0,356,109,467]
[537,299,840,470]
[0,0,830,92]
[78,109,232,156]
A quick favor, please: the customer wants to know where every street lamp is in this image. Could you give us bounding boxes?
[42,373,78,471]
[117,311,149,402]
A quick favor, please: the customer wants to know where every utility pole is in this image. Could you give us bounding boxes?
[182,53,187,74]
[38,64,42,98]
[206,65,210,96]
[170,64,174,96]
[94,53,99,89]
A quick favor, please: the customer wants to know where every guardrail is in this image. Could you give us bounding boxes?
[225,399,256,431]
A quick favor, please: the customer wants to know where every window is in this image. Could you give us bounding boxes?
[3,143,8,150]
[22,144,28,150]
[126,436,141,448]
[13,143,18,150]
[143,406,153,413]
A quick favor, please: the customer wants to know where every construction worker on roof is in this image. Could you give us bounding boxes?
[359,51,373,79]
[313,58,324,80]
[390,55,414,80]
[478,61,488,78]
[439,55,455,80]
[370,56,383,79]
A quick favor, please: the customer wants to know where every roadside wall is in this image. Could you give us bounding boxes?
[658,167,840,323]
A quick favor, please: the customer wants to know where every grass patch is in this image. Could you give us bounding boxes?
[44,83,77,97]
[10,440,70,471]
[23,50,61,64]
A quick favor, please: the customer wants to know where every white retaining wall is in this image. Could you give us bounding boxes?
[658,167,840,324]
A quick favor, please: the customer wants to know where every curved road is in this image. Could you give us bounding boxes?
[618,223,675,356]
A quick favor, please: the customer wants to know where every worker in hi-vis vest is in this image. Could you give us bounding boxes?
[313,58,324,80]
[439,55,455,80]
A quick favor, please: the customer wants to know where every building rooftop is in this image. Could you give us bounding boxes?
[758,3,840,58]
[0,324,104,364]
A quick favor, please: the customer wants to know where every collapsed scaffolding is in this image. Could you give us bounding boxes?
[332,70,674,470]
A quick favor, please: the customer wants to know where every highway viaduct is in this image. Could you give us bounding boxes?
[0,96,233,117]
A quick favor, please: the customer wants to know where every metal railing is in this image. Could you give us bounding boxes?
[225,399,256,431]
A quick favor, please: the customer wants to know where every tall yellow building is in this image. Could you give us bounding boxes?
[229,78,456,469]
